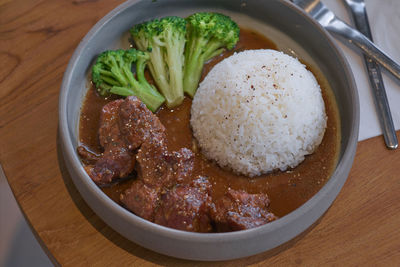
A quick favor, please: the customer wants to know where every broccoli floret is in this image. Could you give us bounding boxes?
[131,16,186,108]
[183,12,240,97]
[92,49,165,112]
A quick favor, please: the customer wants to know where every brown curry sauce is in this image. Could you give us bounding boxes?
[79,28,340,218]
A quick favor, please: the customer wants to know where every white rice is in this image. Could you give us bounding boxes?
[190,49,327,177]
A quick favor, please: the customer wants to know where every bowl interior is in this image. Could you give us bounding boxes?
[60,0,359,260]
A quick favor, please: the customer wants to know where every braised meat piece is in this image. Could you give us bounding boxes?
[154,176,213,232]
[78,96,167,186]
[120,180,160,221]
[82,150,135,186]
[119,96,166,150]
[136,141,194,189]
[98,99,124,148]
[78,99,136,186]
[121,142,195,221]
[135,139,169,188]
[165,148,194,185]
[211,189,277,231]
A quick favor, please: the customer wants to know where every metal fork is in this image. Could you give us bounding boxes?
[291,0,400,82]
[343,0,398,149]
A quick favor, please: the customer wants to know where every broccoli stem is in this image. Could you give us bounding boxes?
[110,86,133,96]
[147,38,183,108]
[203,38,225,61]
[133,56,165,112]
[147,44,172,104]
[183,37,208,97]
[164,30,185,107]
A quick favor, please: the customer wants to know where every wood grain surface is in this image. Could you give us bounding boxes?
[1,0,399,266]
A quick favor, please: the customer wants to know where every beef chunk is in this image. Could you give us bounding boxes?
[119,96,166,150]
[78,100,136,186]
[165,148,194,185]
[98,99,124,148]
[78,96,167,186]
[136,141,194,189]
[135,139,170,188]
[122,142,195,221]
[211,189,277,231]
[120,180,160,221]
[83,148,135,186]
[154,176,213,232]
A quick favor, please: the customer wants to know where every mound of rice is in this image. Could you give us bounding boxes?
[190,49,327,177]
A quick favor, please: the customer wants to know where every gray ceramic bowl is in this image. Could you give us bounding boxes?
[59,0,359,261]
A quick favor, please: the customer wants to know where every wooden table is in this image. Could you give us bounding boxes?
[1,0,399,265]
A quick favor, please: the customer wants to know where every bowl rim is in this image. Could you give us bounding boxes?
[59,0,359,243]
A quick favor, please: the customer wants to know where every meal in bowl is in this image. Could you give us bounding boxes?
[77,12,340,233]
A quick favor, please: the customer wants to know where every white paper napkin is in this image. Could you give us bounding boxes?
[323,0,400,141]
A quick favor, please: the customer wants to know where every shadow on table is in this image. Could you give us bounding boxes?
[56,129,325,266]
[2,220,53,267]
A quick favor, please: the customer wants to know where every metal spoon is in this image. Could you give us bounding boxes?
[343,0,398,149]
[290,0,400,82]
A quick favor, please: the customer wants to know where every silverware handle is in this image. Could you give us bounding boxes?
[324,18,400,82]
[345,2,398,149]
[367,57,399,149]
